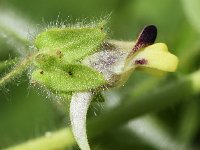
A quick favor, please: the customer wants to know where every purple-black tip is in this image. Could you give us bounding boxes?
[133,25,157,52]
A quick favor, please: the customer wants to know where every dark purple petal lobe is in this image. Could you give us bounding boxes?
[133,25,157,53]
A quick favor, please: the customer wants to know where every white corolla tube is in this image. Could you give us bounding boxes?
[70,92,93,150]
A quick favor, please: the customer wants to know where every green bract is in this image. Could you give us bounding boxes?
[31,64,106,92]
[31,23,107,95]
[35,26,106,63]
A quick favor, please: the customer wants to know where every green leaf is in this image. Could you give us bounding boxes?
[31,64,106,92]
[35,25,106,63]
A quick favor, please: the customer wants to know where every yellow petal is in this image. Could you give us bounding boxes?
[133,43,179,72]
[137,67,167,76]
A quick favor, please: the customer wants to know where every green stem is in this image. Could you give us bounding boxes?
[5,128,75,150]
[0,54,35,87]
[5,70,200,150]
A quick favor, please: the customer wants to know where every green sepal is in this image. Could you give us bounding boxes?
[34,52,62,70]
[31,64,106,92]
[60,92,73,101]
[35,25,106,63]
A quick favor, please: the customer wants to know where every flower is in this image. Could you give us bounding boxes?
[83,25,178,87]
[31,23,178,150]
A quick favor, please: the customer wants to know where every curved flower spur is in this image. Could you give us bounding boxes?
[31,23,178,150]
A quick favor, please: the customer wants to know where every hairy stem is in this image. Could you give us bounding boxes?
[0,53,36,87]
[5,69,200,150]
[0,59,18,72]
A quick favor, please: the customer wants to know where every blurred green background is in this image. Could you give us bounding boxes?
[0,0,200,150]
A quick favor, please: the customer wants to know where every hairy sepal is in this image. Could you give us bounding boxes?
[31,64,106,92]
[35,25,106,63]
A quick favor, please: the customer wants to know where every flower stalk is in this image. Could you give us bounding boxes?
[0,53,36,87]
